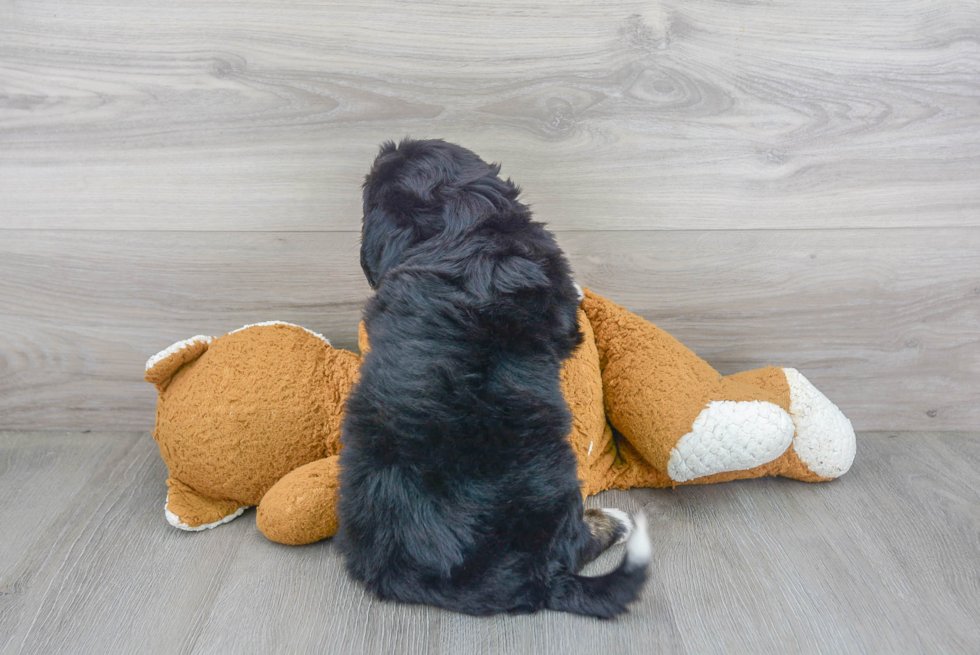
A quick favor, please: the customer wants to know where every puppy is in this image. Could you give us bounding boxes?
[336,138,650,618]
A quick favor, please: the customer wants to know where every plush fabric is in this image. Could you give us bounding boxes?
[145,291,855,545]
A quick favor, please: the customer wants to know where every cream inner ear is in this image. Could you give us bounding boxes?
[145,335,213,373]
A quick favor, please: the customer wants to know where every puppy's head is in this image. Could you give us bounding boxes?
[360,138,523,289]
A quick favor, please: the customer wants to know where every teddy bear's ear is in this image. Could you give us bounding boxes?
[144,335,213,391]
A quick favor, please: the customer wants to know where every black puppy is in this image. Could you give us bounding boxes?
[336,138,650,618]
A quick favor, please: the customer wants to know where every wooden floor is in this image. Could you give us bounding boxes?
[2,431,978,655]
[3,2,977,651]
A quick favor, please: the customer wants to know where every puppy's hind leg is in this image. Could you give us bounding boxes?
[577,508,634,568]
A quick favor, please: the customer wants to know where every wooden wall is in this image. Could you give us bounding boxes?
[2,0,978,431]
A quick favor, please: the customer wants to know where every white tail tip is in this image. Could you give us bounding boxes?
[625,512,651,567]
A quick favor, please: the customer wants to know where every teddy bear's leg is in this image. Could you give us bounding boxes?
[257,456,341,545]
[165,478,248,531]
[581,289,797,484]
[726,367,855,481]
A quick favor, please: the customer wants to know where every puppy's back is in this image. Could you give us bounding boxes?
[337,138,648,618]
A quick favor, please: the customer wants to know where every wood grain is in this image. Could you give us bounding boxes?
[2,0,979,432]
[1,0,978,230]
[2,228,977,432]
[2,430,978,654]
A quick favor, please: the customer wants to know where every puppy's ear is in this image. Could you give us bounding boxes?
[360,139,452,287]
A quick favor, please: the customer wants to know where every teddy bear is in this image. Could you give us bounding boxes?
[144,289,855,545]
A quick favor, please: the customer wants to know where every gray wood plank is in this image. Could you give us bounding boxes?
[0,230,371,432]
[2,0,978,231]
[0,431,135,651]
[2,228,977,431]
[567,229,980,433]
[1,431,978,654]
[656,431,980,654]
[0,432,251,654]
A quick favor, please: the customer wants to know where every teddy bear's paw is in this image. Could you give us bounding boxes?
[783,368,856,478]
[667,401,795,482]
[164,478,248,531]
[166,503,247,532]
[257,457,341,545]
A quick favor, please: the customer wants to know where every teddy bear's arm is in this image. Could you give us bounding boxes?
[256,457,341,545]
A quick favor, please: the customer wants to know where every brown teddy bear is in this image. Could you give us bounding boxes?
[145,290,855,545]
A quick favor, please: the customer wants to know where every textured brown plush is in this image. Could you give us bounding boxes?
[147,291,848,545]
[560,309,618,497]
[147,323,360,534]
[579,290,828,488]
[256,456,342,545]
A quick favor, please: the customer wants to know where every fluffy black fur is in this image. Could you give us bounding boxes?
[336,138,649,618]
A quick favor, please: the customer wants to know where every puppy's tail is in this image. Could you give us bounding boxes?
[546,512,651,619]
